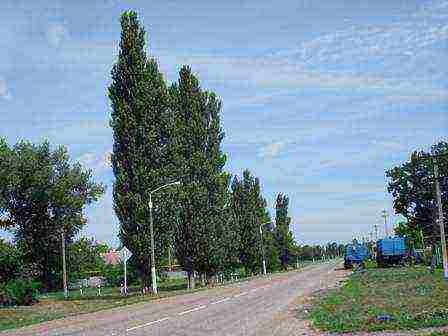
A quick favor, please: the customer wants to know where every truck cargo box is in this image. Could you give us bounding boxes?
[377,238,406,256]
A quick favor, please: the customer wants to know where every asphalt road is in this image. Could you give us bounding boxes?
[3,261,342,336]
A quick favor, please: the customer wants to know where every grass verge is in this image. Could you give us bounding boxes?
[0,279,203,332]
[309,266,448,333]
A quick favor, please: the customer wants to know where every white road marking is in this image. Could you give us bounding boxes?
[234,291,248,298]
[178,305,207,316]
[210,297,230,305]
[126,317,170,332]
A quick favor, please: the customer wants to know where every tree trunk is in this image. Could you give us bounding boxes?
[143,271,151,288]
[187,271,196,290]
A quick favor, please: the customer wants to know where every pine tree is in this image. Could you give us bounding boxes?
[108,11,173,286]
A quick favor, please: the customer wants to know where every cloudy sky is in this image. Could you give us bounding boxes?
[0,0,446,246]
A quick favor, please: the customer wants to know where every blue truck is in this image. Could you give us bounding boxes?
[376,237,407,267]
[344,241,369,269]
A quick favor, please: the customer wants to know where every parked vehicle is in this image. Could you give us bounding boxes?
[344,241,369,269]
[376,237,407,267]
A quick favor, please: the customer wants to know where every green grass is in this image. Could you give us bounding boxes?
[309,266,448,333]
[43,277,188,300]
[0,278,200,332]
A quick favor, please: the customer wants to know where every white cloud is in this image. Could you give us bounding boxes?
[46,23,68,47]
[258,142,286,158]
[0,77,12,100]
[78,149,112,172]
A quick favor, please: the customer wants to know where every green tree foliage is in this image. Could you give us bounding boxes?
[0,239,22,283]
[67,237,109,281]
[169,66,230,286]
[274,193,295,269]
[108,11,175,286]
[394,219,424,248]
[324,242,341,258]
[0,139,104,289]
[0,278,41,307]
[231,170,269,275]
[263,226,281,272]
[298,245,325,260]
[387,141,447,245]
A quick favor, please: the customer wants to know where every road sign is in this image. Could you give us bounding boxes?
[119,246,132,296]
[119,246,132,263]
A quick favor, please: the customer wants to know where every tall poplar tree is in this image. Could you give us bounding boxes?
[169,66,229,287]
[231,170,269,275]
[275,193,295,270]
[108,11,173,286]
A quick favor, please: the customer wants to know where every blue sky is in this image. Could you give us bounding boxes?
[0,0,447,247]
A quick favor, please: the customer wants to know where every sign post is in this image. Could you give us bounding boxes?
[119,246,132,295]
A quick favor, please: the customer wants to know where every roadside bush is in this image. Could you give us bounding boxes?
[0,279,41,306]
[103,264,123,286]
[0,239,23,283]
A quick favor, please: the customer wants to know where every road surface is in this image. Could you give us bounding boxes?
[2,261,344,336]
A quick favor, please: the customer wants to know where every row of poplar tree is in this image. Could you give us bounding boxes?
[109,11,296,288]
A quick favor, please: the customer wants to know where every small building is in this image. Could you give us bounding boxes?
[101,249,121,265]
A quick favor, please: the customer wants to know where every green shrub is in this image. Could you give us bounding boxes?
[0,279,41,306]
[0,239,23,283]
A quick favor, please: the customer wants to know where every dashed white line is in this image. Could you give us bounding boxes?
[178,305,207,316]
[126,317,170,332]
[210,297,230,305]
[234,291,248,298]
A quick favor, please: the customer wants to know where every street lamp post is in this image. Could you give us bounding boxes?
[259,221,270,277]
[149,181,181,294]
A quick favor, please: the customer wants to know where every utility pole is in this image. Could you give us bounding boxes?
[61,232,68,299]
[381,210,389,237]
[433,159,448,279]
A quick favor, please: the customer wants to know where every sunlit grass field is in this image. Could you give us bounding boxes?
[310,266,448,333]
